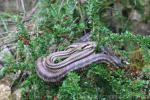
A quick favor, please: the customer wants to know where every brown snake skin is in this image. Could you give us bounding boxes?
[36,42,124,82]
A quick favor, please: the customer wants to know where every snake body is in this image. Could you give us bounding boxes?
[36,42,124,82]
[45,42,96,70]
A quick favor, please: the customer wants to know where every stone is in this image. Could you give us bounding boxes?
[11,89,22,100]
[0,71,22,100]
[0,46,12,61]
[129,10,141,22]
[0,84,11,100]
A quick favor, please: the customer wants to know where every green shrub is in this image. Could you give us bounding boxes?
[2,0,149,99]
[58,72,81,100]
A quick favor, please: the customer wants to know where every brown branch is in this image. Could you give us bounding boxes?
[22,5,38,22]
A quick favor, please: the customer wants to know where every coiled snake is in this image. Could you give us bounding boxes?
[36,42,124,82]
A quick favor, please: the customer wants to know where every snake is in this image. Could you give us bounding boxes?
[36,42,124,82]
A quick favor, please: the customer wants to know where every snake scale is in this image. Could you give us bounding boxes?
[36,41,125,82]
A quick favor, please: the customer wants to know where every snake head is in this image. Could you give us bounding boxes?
[101,46,128,68]
[110,56,124,68]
